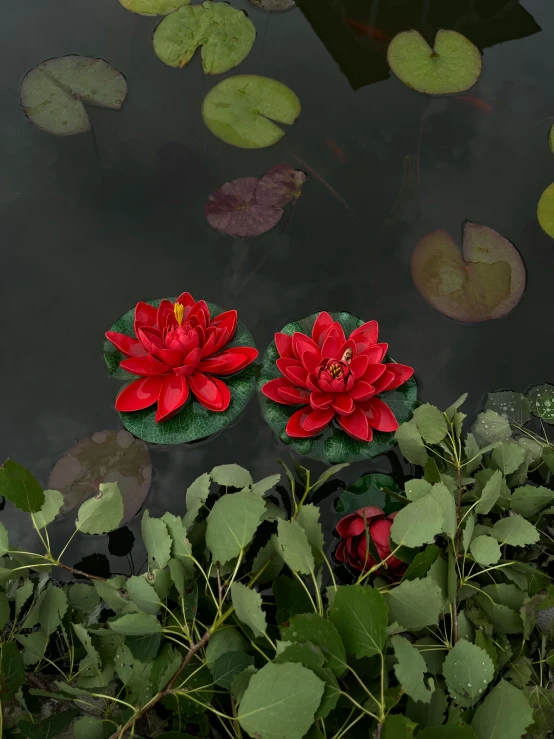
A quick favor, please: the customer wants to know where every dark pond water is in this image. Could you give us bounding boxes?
[2,0,554,570]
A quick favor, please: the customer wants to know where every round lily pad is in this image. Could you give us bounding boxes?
[549,125,554,155]
[153,2,255,74]
[257,311,417,465]
[387,29,482,95]
[104,299,258,445]
[202,75,301,149]
[526,384,554,424]
[48,430,151,525]
[249,0,296,11]
[411,221,526,323]
[20,56,127,136]
[120,0,189,14]
[537,182,554,239]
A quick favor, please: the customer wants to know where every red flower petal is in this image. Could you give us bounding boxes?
[276,358,309,388]
[360,343,388,364]
[292,333,320,364]
[301,350,320,375]
[211,310,237,348]
[335,540,347,563]
[362,397,398,432]
[120,355,170,376]
[189,372,230,411]
[134,301,158,331]
[285,408,315,438]
[137,327,164,353]
[312,311,334,347]
[338,406,371,441]
[174,347,202,376]
[306,374,320,392]
[201,330,219,358]
[332,394,355,415]
[279,386,310,404]
[349,321,378,352]
[336,513,358,538]
[321,324,346,359]
[303,407,335,433]
[198,347,258,376]
[275,332,294,358]
[362,363,387,385]
[156,374,190,422]
[261,377,302,405]
[157,349,185,367]
[175,292,196,313]
[357,506,386,521]
[349,381,375,402]
[188,300,210,329]
[310,392,333,410]
[345,518,366,536]
[115,376,165,412]
[350,354,369,380]
[106,331,147,358]
[368,519,392,550]
[157,299,177,330]
[382,363,414,391]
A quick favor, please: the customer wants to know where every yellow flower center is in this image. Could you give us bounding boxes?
[174,301,184,326]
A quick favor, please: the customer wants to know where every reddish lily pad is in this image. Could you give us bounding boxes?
[20,56,127,136]
[48,431,151,525]
[205,165,306,237]
[411,222,526,323]
[257,311,417,465]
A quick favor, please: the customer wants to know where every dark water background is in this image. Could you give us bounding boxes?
[2,0,554,571]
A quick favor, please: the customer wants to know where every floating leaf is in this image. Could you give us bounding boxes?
[21,56,127,136]
[76,482,124,535]
[537,182,554,238]
[387,30,482,95]
[485,391,530,426]
[392,635,433,704]
[202,75,301,149]
[411,222,525,323]
[443,639,494,706]
[154,2,255,74]
[526,383,554,423]
[206,489,265,565]
[120,0,189,15]
[472,680,533,739]
[205,165,306,237]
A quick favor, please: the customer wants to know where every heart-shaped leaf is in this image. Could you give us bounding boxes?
[202,75,301,148]
[526,383,554,423]
[411,221,526,322]
[387,30,482,95]
[21,56,127,136]
[120,0,189,16]
[153,2,255,74]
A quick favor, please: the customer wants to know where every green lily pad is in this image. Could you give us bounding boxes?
[549,125,554,155]
[537,182,554,238]
[526,384,554,424]
[335,473,402,515]
[411,221,526,323]
[485,391,530,426]
[20,56,127,136]
[387,29,482,95]
[104,299,257,445]
[202,75,301,149]
[120,0,189,15]
[153,2,255,74]
[257,311,417,465]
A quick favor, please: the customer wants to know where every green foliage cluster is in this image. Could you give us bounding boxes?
[1,391,554,738]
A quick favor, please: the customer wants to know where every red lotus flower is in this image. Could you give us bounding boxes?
[335,507,404,575]
[106,293,258,422]
[261,312,413,442]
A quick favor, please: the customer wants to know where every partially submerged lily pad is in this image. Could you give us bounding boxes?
[249,0,295,11]
[153,2,255,74]
[537,182,554,238]
[526,384,554,423]
[120,0,189,14]
[48,430,151,525]
[202,75,301,148]
[411,221,526,323]
[20,56,127,136]
[387,29,482,95]
[205,164,306,237]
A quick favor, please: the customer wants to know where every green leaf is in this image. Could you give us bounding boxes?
[485,391,530,426]
[443,639,494,706]
[252,537,283,584]
[475,595,523,634]
[273,576,315,623]
[231,665,258,703]
[76,482,123,535]
[402,545,440,581]
[511,484,554,518]
[406,688,448,730]
[385,578,442,630]
[482,583,525,610]
[280,613,347,677]
[462,515,475,552]
[524,685,554,736]
[109,612,162,636]
[15,579,34,617]
[296,504,324,561]
[475,470,503,514]
[206,627,249,668]
[212,651,255,689]
[405,479,432,501]
[392,635,433,703]
[275,519,315,574]
[40,586,68,635]
[140,510,172,570]
[417,725,476,738]
[206,489,265,565]
[0,520,7,556]
[126,632,161,661]
[413,404,448,444]
[0,460,44,512]
[0,641,24,700]
[68,583,100,613]
[337,473,403,514]
[470,536,501,566]
[395,421,428,465]
[311,463,349,493]
[126,575,160,614]
[183,472,211,529]
[161,513,194,577]
[17,710,79,738]
[203,75,301,150]
[73,717,114,739]
[490,516,539,546]
[491,442,526,475]
[431,483,456,540]
[73,624,102,679]
[211,464,253,488]
[526,383,554,422]
[231,582,267,638]
[472,411,512,446]
[153,2,255,74]
[238,662,325,739]
[251,473,282,496]
[34,489,64,529]
[382,715,417,739]
[328,585,387,658]
[152,644,182,691]
[17,632,47,666]
[274,642,339,719]
[472,680,533,739]
[120,0,189,15]
[390,491,443,547]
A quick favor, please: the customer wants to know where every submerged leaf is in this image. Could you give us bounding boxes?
[249,0,295,11]
[153,2,255,74]
[21,56,127,136]
[411,222,525,323]
[202,75,301,148]
[387,29,482,95]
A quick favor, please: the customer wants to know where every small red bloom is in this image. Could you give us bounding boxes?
[261,312,413,442]
[106,293,258,422]
[335,507,404,576]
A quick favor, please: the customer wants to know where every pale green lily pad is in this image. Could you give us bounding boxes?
[526,384,554,424]
[549,124,554,155]
[257,311,417,465]
[387,29,482,95]
[202,75,301,148]
[104,299,257,445]
[120,0,189,15]
[537,182,554,238]
[154,2,255,74]
[20,56,127,136]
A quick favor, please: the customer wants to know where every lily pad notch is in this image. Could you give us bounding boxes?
[20,56,128,136]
